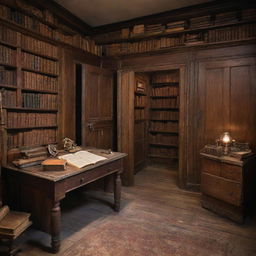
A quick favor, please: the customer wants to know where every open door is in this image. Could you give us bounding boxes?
[82,64,114,150]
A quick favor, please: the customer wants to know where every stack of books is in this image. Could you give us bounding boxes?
[0,206,31,239]
[165,21,185,33]
[131,24,145,36]
[146,24,165,35]
[190,15,211,28]
[242,8,256,20]
[215,11,237,25]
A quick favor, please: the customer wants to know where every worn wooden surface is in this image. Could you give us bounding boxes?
[11,164,256,256]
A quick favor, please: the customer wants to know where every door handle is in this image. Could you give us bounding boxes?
[88,122,94,132]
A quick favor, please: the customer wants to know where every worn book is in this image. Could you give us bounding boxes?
[42,159,67,171]
[0,206,10,222]
[58,151,107,168]
[0,211,30,234]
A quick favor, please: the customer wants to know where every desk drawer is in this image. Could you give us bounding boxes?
[201,158,221,176]
[201,172,242,206]
[64,160,121,193]
[220,163,242,182]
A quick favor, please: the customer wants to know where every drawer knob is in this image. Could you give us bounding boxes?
[80,178,85,184]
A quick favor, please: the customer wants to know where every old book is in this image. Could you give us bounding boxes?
[0,206,10,222]
[42,159,67,171]
[0,211,30,234]
[13,155,47,168]
[58,151,107,168]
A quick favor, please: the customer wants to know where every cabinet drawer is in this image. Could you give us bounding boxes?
[64,160,121,193]
[220,163,242,182]
[201,158,220,176]
[201,172,242,206]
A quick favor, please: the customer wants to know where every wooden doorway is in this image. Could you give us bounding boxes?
[81,64,115,150]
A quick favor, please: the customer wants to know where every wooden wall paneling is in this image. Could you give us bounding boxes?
[117,70,134,186]
[196,57,256,186]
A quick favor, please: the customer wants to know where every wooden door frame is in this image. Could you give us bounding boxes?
[118,64,188,188]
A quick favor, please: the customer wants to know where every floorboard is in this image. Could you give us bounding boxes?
[15,165,256,256]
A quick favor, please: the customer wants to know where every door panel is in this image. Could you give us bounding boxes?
[82,65,114,149]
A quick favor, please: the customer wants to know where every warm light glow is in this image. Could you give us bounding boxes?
[222,132,231,144]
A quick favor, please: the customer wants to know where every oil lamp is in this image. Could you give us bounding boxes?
[220,132,232,155]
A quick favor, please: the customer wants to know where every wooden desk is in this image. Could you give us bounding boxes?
[2,149,126,253]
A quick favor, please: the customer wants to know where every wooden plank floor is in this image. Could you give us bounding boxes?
[16,164,256,256]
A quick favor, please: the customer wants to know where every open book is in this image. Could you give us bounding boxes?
[58,151,107,168]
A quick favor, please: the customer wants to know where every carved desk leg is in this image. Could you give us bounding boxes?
[51,201,61,253]
[114,171,122,212]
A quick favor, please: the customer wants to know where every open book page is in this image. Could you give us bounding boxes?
[58,151,107,168]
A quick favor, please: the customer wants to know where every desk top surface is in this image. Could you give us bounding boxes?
[3,148,127,182]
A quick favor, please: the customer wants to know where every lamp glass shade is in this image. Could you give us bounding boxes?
[221,132,232,144]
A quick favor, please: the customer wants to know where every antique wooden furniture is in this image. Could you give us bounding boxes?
[200,152,256,223]
[0,210,32,256]
[2,149,126,253]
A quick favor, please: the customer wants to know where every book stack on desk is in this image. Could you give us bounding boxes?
[0,206,32,239]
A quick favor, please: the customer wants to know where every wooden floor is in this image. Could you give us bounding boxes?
[16,165,256,256]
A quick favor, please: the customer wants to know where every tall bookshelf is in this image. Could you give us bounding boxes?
[134,74,148,172]
[148,70,179,163]
[0,25,59,164]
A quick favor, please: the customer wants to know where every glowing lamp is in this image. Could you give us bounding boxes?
[220,132,232,155]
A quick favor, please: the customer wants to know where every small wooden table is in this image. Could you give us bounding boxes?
[2,149,126,253]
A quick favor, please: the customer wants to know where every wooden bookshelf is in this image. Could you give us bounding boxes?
[0,3,102,57]
[0,26,60,162]
[149,70,180,162]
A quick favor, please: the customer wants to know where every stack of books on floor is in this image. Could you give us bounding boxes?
[0,206,31,239]
[146,24,165,35]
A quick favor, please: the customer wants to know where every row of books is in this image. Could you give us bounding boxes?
[22,93,57,109]
[0,5,102,57]
[152,72,179,83]
[208,23,256,43]
[0,45,16,66]
[0,25,18,46]
[150,121,178,132]
[21,35,58,58]
[0,67,16,85]
[22,52,58,75]
[7,112,57,128]
[149,133,178,145]
[23,71,58,92]
[151,86,179,97]
[16,0,44,19]
[103,36,185,56]
[151,110,179,120]
[7,128,56,148]
[135,109,146,120]
[1,89,16,107]
[149,146,178,157]
[190,15,211,29]
[134,95,147,108]
[151,97,179,108]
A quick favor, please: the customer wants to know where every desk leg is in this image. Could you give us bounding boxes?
[51,201,61,253]
[114,172,121,212]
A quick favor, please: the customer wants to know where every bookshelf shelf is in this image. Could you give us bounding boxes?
[151,82,179,87]
[0,84,17,90]
[21,68,58,77]
[135,91,146,96]
[21,49,59,61]
[0,40,18,49]
[5,107,58,112]
[7,125,58,130]
[95,19,256,45]
[21,88,58,94]
[134,106,145,109]
[0,62,17,69]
